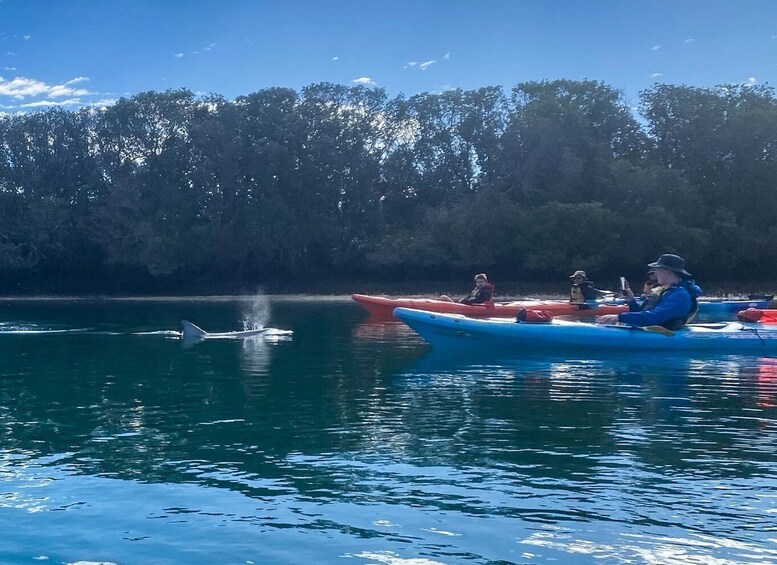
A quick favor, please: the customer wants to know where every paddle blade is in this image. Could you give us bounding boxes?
[643,325,675,337]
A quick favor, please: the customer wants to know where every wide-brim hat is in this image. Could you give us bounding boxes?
[647,254,691,277]
[569,270,587,279]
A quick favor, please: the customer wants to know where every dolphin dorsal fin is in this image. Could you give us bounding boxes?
[181,320,207,339]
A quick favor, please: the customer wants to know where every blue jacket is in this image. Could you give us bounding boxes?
[618,279,702,329]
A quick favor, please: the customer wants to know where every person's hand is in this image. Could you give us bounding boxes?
[619,279,635,301]
[596,314,620,325]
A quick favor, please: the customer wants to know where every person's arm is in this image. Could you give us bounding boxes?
[580,283,598,301]
[459,287,477,304]
[617,288,691,327]
[618,280,640,310]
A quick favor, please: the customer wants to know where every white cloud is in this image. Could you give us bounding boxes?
[19,98,82,108]
[652,45,661,51]
[407,59,436,71]
[192,43,216,55]
[352,77,376,85]
[443,52,450,60]
[48,84,90,97]
[23,35,30,40]
[174,52,184,59]
[0,76,93,99]
[650,73,663,78]
[684,38,695,44]
[3,67,15,71]
[88,98,117,108]
[331,56,339,61]
[745,77,758,85]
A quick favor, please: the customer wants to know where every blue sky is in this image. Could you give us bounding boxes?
[1,0,776,112]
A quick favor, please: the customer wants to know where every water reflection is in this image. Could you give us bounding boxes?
[351,317,422,345]
[0,300,774,564]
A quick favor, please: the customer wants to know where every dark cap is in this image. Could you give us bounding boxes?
[647,254,691,277]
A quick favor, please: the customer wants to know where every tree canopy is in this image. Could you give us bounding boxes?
[1,79,776,293]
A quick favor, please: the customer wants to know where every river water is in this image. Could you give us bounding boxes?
[0,297,774,564]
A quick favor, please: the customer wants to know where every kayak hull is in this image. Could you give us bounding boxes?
[393,307,777,353]
[352,294,627,319]
[697,299,769,319]
[354,294,769,321]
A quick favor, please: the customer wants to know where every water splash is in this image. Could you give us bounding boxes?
[241,293,271,330]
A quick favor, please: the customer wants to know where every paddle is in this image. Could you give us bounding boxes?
[605,324,675,337]
[643,325,676,336]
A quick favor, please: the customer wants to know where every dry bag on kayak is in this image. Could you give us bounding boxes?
[516,308,554,323]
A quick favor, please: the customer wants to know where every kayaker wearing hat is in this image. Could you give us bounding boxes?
[596,254,702,330]
[569,270,609,303]
[642,270,659,297]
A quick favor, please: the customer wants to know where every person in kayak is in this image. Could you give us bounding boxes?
[569,270,609,303]
[596,254,702,330]
[642,270,659,297]
[440,273,494,304]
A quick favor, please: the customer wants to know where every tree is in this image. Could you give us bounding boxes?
[501,79,648,205]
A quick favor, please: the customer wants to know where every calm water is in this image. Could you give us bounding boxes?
[0,297,775,565]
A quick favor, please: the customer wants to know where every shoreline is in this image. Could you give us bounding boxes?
[0,290,770,302]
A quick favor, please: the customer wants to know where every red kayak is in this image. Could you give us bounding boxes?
[737,308,777,323]
[352,293,628,319]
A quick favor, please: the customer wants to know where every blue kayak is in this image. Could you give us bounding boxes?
[697,298,770,320]
[394,307,777,353]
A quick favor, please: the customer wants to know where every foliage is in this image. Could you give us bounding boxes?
[1,80,777,292]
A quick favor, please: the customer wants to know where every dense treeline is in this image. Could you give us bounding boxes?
[1,79,777,293]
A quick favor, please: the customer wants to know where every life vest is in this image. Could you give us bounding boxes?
[644,284,699,330]
[461,283,494,305]
[570,284,585,304]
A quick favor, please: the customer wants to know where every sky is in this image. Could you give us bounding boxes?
[1,0,776,112]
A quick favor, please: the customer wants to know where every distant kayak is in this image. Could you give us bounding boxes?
[353,293,771,321]
[394,307,777,353]
[351,294,627,319]
[697,298,771,319]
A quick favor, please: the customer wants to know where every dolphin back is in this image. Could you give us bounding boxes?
[181,320,208,339]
